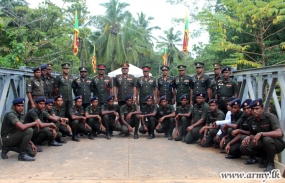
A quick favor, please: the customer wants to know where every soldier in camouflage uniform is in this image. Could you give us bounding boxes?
[26,66,44,109]
[157,65,174,105]
[114,63,137,107]
[54,63,74,117]
[210,63,223,99]
[1,98,38,161]
[72,67,92,109]
[173,65,191,107]
[91,64,112,106]
[174,94,192,142]
[136,66,157,108]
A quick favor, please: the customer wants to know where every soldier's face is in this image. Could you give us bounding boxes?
[222,71,230,79]
[91,100,98,107]
[75,99,82,107]
[14,104,24,113]
[121,68,129,74]
[143,71,149,77]
[179,70,185,76]
[160,100,167,107]
[196,67,203,74]
[196,96,205,104]
[231,105,241,114]
[209,103,218,112]
[41,70,47,76]
[243,107,252,116]
[55,98,63,107]
[63,68,69,74]
[37,102,46,111]
[251,106,264,118]
[214,68,221,75]
[47,68,52,75]
[80,71,87,78]
[45,103,53,111]
[126,99,133,106]
[226,102,232,111]
[34,71,41,78]
[162,70,168,76]
[108,100,114,106]
[146,99,153,106]
[99,69,105,75]
[181,99,188,106]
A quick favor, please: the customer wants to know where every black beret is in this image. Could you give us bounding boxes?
[195,92,206,98]
[159,95,167,101]
[230,98,241,106]
[90,96,98,102]
[45,99,54,104]
[54,95,63,101]
[208,99,218,104]
[221,66,231,73]
[12,98,25,105]
[145,95,153,101]
[74,95,82,101]
[106,95,115,101]
[125,94,133,101]
[241,99,252,108]
[40,64,48,70]
[35,96,46,103]
[32,66,41,72]
[249,98,263,108]
[179,94,188,100]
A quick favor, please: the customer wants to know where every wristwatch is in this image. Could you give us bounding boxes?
[259,132,263,137]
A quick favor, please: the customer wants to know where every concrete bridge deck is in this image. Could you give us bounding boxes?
[0,133,284,183]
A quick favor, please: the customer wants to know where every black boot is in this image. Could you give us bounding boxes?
[106,130,111,140]
[148,129,155,139]
[1,145,10,159]
[18,152,35,161]
[88,133,95,140]
[134,131,139,139]
[168,130,173,140]
[72,132,80,142]
[56,137,67,144]
[264,162,275,172]
[182,131,186,142]
[259,156,268,168]
[49,140,62,146]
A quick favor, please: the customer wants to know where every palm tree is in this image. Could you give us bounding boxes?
[157,27,184,66]
[95,0,130,71]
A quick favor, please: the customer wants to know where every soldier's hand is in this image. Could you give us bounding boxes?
[114,96,118,102]
[66,125,72,133]
[84,123,91,129]
[64,118,69,122]
[215,135,220,143]
[143,125,148,132]
[115,120,120,124]
[231,129,239,136]
[222,125,228,133]
[128,125,134,132]
[114,112,119,118]
[156,122,162,130]
[50,123,57,129]
[173,129,179,138]
[200,136,206,144]
[52,129,57,138]
[34,121,40,132]
[30,142,37,154]
[242,136,250,146]
[97,116,102,122]
[225,144,231,154]
[172,99,175,105]
[137,100,140,106]
[158,117,164,123]
[190,101,193,106]
[100,124,106,132]
[220,137,226,149]
[175,115,179,121]
[199,127,205,134]
[212,122,217,128]
[126,113,132,121]
[252,133,261,146]
[31,103,36,108]
[187,125,194,132]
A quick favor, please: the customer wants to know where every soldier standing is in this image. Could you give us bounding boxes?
[72,67,92,109]
[216,67,239,114]
[136,66,157,108]
[91,64,112,106]
[173,65,191,107]
[113,63,137,107]
[190,62,212,105]
[157,65,175,105]
[26,66,44,109]
[211,63,223,99]
[54,63,74,117]
[1,98,38,161]
[46,63,56,98]
[40,64,54,99]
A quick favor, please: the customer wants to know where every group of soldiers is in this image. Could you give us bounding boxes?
[1,62,285,173]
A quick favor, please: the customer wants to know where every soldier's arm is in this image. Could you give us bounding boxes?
[233,82,239,98]
[177,111,192,118]
[90,78,95,93]
[162,112,175,119]
[85,112,101,120]
[26,93,35,106]
[191,118,206,128]
[15,121,38,130]
[234,129,250,135]
[120,114,130,127]
[207,88,212,100]
[109,78,113,95]
[227,133,242,146]
[54,76,60,95]
[189,89,193,104]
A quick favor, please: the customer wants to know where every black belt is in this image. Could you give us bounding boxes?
[219,97,229,100]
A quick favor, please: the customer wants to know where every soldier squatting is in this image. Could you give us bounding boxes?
[1,62,285,173]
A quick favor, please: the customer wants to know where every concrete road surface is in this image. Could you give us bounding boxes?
[1,133,284,183]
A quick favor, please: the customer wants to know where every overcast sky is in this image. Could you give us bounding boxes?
[26,0,209,53]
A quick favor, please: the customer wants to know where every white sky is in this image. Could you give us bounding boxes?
[26,0,209,54]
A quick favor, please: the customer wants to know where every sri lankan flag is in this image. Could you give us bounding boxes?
[163,48,167,66]
[182,13,189,54]
[92,45,96,73]
[72,10,79,55]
